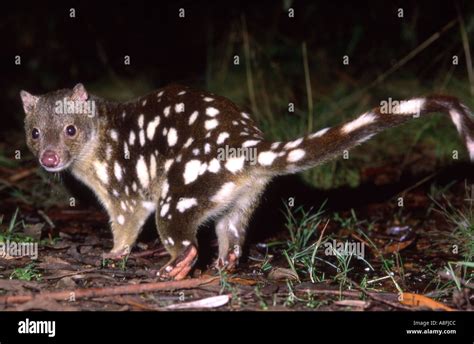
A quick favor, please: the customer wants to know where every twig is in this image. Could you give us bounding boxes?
[8,167,37,183]
[241,14,259,116]
[37,210,55,229]
[302,42,314,133]
[0,276,219,305]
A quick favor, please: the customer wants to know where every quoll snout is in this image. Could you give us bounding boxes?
[40,150,61,168]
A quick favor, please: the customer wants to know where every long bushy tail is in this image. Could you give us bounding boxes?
[255,95,474,175]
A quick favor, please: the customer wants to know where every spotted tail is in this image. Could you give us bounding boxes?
[256,95,474,175]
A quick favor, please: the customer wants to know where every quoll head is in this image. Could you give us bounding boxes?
[20,83,98,172]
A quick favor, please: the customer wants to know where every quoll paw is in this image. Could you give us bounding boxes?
[157,245,198,280]
[213,245,241,271]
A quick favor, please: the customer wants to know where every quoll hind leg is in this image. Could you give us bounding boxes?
[155,204,201,280]
[214,205,255,271]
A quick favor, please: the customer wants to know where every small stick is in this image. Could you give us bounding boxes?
[37,210,55,229]
[0,276,219,306]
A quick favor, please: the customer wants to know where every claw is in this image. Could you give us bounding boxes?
[102,245,131,260]
[213,245,240,271]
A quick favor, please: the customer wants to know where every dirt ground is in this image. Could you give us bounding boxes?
[0,158,473,311]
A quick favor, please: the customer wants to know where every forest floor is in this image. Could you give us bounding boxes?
[0,152,473,311]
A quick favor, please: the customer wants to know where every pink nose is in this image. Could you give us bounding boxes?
[40,150,60,168]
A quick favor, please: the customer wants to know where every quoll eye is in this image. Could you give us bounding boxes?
[65,125,77,137]
[31,128,40,140]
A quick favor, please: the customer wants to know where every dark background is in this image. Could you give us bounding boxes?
[1,0,473,139]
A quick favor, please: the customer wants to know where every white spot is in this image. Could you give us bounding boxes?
[178,90,186,95]
[287,149,306,162]
[109,130,118,141]
[160,203,170,217]
[163,127,168,136]
[114,161,123,181]
[164,159,173,172]
[449,110,463,133]
[138,114,145,128]
[129,131,136,145]
[139,129,146,146]
[182,240,191,246]
[208,158,220,173]
[146,116,161,140]
[120,201,127,211]
[284,138,303,150]
[241,112,250,119]
[309,127,330,139]
[136,155,149,188]
[193,148,200,155]
[93,161,109,184]
[189,111,199,125]
[342,113,376,134]
[204,97,214,102]
[232,121,238,125]
[105,144,112,160]
[183,160,202,184]
[199,162,208,175]
[123,142,129,158]
[205,119,219,130]
[217,132,230,144]
[271,142,281,149]
[206,107,220,117]
[150,154,157,179]
[167,128,178,146]
[225,156,245,173]
[242,140,259,147]
[142,201,155,211]
[229,222,239,237]
[122,111,127,118]
[175,103,185,113]
[112,189,119,197]
[132,182,138,192]
[164,106,171,117]
[157,91,164,97]
[117,215,125,225]
[258,151,278,166]
[167,237,175,246]
[161,180,169,198]
[466,137,474,161]
[204,143,211,153]
[211,182,236,203]
[183,137,194,148]
[176,198,198,212]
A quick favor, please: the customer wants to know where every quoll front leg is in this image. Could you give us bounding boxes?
[155,197,201,280]
[103,202,154,260]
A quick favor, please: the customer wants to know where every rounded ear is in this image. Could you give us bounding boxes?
[71,83,88,102]
[20,90,39,115]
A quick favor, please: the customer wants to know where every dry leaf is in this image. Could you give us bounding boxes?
[268,267,299,281]
[382,237,415,254]
[400,293,455,311]
[334,300,370,308]
[165,294,230,310]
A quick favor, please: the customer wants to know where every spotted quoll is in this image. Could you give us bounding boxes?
[21,83,474,279]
